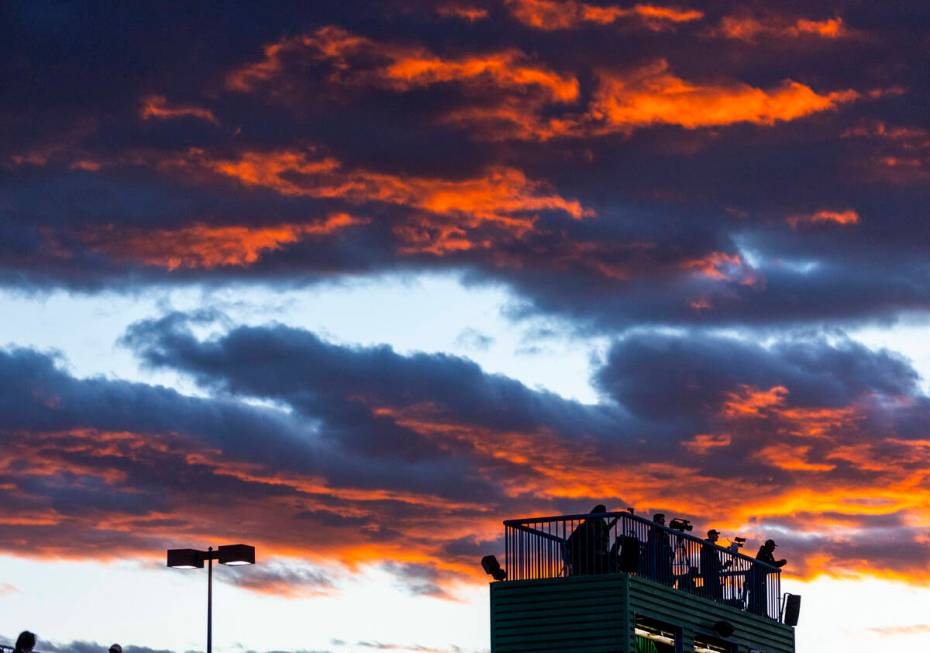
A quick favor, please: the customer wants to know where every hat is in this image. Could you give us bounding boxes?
[707,529,720,537]
[109,645,122,653]
[764,539,777,548]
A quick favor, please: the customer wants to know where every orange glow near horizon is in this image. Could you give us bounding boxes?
[4,397,930,590]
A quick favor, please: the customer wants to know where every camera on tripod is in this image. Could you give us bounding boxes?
[727,536,746,552]
[669,518,693,532]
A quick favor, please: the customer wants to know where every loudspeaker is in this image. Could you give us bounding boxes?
[783,593,801,626]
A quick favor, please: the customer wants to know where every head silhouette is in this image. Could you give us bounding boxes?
[591,504,607,513]
[653,513,666,525]
[15,631,36,653]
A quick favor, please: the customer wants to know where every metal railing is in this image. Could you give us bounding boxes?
[503,511,782,621]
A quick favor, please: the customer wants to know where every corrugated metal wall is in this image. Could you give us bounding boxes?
[491,575,628,652]
[490,575,795,653]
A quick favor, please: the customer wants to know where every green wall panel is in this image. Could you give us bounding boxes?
[490,574,795,653]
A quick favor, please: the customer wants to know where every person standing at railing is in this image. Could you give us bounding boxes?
[567,504,611,575]
[700,529,731,601]
[749,539,787,616]
[13,632,36,653]
[643,513,673,585]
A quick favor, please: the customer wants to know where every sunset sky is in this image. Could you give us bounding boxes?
[2,1,930,652]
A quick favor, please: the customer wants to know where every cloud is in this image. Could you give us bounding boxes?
[868,624,930,636]
[4,313,930,586]
[454,328,494,351]
[505,0,703,31]
[435,4,489,23]
[714,13,848,43]
[787,209,860,229]
[73,214,367,270]
[140,96,218,125]
[217,559,336,597]
[585,60,858,133]
[227,26,579,102]
[4,3,928,334]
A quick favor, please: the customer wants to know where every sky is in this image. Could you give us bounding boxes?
[2,1,930,651]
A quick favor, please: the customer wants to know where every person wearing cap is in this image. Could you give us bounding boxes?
[749,539,787,616]
[700,529,731,601]
[109,644,123,653]
[644,513,673,585]
[756,539,787,568]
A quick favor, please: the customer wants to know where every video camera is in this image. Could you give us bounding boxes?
[727,536,746,552]
[669,518,693,532]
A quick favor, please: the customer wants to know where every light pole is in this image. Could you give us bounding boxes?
[167,544,256,653]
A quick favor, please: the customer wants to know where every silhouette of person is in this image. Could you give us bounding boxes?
[700,529,731,601]
[566,504,611,575]
[14,632,36,653]
[644,513,673,584]
[750,539,786,616]
[108,644,122,653]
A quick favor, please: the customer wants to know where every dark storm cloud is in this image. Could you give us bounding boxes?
[2,1,930,328]
[2,311,930,581]
[117,313,930,579]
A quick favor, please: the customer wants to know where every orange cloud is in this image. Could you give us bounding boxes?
[77,214,366,270]
[227,25,578,102]
[435,3,489,22]
[722,384,788,418]
[681,251,759,285]
[159,146,590,256]
[588,60,858,132]
[506,0,703,31]
[140,95,218,124]
[752,443,836,472]
[787,209,860,229]
[842,121,930,185]
[716,14,847,42]
[683,432,732,454]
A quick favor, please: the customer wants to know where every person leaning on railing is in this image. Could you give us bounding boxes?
[749,539,787,616]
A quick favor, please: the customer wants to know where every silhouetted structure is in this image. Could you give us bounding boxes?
[490,510,796,652]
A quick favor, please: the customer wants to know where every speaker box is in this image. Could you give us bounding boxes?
[783,593,801,626]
